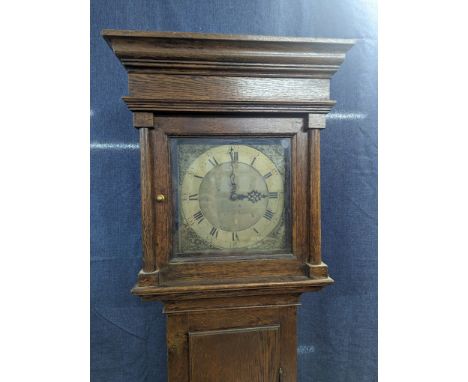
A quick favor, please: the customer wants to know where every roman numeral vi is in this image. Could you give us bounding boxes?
[209,227,219,238]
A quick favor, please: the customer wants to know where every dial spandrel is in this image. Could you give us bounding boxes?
[172,138,291,256]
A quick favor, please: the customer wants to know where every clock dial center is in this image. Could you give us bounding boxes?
[199,162,269,232]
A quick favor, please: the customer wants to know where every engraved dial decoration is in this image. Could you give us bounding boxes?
[180,145,284,249]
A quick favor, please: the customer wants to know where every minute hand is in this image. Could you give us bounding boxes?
[229,147,237,196]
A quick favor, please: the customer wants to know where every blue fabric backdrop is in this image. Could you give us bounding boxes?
[91,1,377,381]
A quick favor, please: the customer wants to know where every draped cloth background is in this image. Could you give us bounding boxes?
[91,1,377,380]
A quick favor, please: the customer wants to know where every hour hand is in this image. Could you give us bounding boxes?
[230,192,247,201]
[233,190,268,203]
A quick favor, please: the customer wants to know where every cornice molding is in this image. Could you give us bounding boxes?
[102,30,356,79]
[123,97,336,115]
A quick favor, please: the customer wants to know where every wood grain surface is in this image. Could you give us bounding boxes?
[166,294,300,382]
[129,74,329,100]
[189,326,280,382]
[102,29,355,78]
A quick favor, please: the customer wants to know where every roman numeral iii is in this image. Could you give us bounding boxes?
[263,210,274,221]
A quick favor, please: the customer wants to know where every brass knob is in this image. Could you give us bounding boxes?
[156,194,166,202]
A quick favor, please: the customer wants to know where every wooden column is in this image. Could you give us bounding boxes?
[309,128,322,265]
[135,112,159,284]
[307,114,330,279]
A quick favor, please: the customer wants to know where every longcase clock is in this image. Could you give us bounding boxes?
[103,30,354,382]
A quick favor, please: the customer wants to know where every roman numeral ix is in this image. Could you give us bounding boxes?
[193,210,204,224]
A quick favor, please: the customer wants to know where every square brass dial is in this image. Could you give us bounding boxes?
[171,137,292,257]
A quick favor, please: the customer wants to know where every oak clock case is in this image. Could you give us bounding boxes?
[103,30,354,382]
